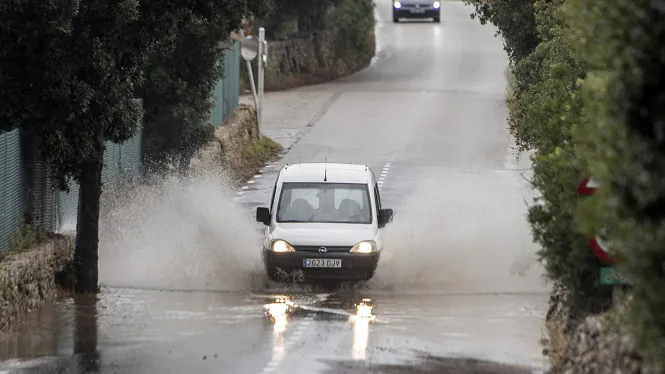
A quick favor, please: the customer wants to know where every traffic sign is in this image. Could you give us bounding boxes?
[588,233,615,264]
[576,176,600,196]
[577,175,615,264]
[600,266,631,285]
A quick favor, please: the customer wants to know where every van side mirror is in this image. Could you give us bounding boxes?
[256,207,271,226]
[378,209,394,228]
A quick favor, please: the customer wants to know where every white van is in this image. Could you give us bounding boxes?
[255,163,394,282]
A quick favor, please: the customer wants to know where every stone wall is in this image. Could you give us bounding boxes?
[0,235,74,332]
[546,294,662,374]
[262,29,374,91]
[189,104,282,185]
[241,2,376,92]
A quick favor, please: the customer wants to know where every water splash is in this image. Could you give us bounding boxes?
[373,169,547,294]
[98,171,265,292]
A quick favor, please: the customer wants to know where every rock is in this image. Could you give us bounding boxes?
[551,305,661,374]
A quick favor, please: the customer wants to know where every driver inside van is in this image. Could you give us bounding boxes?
[311,189,337,221]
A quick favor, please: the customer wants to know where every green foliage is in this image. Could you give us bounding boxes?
[259,0,374,54]
[260,0,342,38]
[335,0,375,58]
[243,136,283,162]
[0,0,271,292]
[499,0,614,322]
[0,0,193,189]
[567,0,665,367]
[528,143,613,327]
[474,0,665,366]
[140,0,271,175]
[6,224,49,254]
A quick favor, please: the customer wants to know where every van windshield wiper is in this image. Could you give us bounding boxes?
[278,220,305,223]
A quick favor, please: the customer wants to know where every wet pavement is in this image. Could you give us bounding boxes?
[1,0,550,373]
[0,289,547,373]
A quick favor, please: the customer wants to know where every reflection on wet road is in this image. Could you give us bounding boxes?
[0,289,546,373]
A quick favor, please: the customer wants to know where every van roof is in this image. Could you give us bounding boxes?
[279,163,373,184]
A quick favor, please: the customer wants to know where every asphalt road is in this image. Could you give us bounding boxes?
[0,1,550,373]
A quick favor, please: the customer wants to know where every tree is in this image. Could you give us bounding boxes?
[0,0,268,293]
[464,0,540,64]
[140,1,271,175]
[465,0,615,327]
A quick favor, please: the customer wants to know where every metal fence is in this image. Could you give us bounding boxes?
[0,123,143,250]
[49,125,143,233]
[0,129,26,251]
[209,40,240,128]
[0,40,242,251]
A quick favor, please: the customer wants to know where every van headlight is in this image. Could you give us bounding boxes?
[350,241,377,254]
[433,1,441,8]
[393,1,401,8]
[271,239,295,253]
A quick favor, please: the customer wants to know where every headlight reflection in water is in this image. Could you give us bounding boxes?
[350,298,376,360]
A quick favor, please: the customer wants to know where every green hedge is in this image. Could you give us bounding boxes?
[467,0,665,367]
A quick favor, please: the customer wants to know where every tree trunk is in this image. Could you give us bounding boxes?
[74,132,105,294]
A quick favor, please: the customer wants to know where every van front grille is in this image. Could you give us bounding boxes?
[293,246,352,253]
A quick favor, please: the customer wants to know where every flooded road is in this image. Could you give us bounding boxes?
[0,289,547,373]
[1,0,550,373]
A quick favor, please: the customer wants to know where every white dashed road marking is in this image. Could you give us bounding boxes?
[258,314,315,374]
[378,161,392,191]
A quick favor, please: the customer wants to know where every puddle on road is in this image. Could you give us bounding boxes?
[0,286,548,373]
[319,353,537,374]
[0,288,266,362]
[260,291,548,372]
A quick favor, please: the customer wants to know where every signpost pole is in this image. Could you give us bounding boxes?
[258,27,266,140]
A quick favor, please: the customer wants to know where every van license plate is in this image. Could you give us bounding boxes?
[303,259,342,268]
[411,8,425,13]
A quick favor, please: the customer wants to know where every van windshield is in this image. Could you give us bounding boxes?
[276,182,372,224]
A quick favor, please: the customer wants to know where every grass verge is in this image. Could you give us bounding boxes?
[237,136,283,184]
[2,224,50,259]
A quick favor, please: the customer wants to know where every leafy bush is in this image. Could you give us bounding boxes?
[466,0,540,64]
[567,0,665,367]
[504,0,615,322]
[260,0,375,57]
[471,0,665,367]
[335,0,375,58]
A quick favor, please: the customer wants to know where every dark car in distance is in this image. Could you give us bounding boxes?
[392,1,441,23]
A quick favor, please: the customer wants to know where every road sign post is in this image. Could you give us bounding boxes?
[257,27,266,140]
[239,26,268,140]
